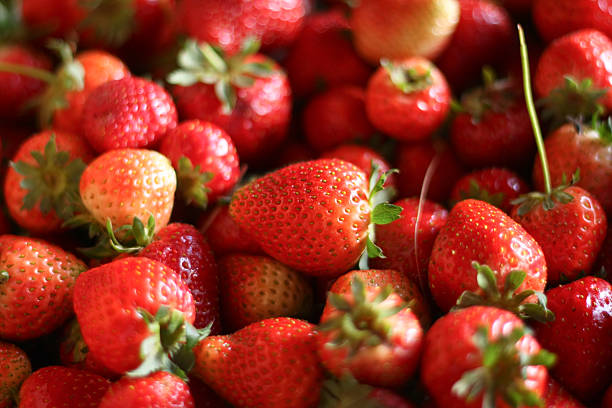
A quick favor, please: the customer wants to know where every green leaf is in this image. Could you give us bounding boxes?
[371,203,402,225]
[366,236,383,259]
[527,349,556,367]
[240,61,274,77]
[166,70,199,87]
[215,79,236,114]
[237,36,261,57]
[504,270,526,294]
[200,43,228,73]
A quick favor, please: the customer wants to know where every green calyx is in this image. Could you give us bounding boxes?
[511,169,578,216]
[454,261,554,323]
[106,215,156,254]
[0,0,24,42]
[318,375,385,408]
[319,277,407,355]
[590,114,612,144]
[457,67,518,122]
[11,133,86,220]
[0,270,9,283]
[128,305,212,381]
[455,179,505,210]
[381,58,432,94]
[168,37,275,114]
[177,156,213,209]
[78,0,135,47]
[452,325,556,408]
[537,76,606,131]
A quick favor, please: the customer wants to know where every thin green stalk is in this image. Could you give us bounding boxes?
[0,62,55,83]
[518,25,552,194]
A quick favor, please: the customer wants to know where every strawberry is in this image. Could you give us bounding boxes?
[3,130,92,235]
[168,39,292,163]
[228,159,401,277]
[317,277,423,387]
[0,44,52,119]
[319,375,416,408]
[218,254,313,331]
[350,0,460,63]
[192,317,323,408]
[533,0,612,42]
[532,277,612,402]
[428,199,547,312]
[421,306,554,408]
[371,198,448,291]
[20,0,85,39]
[0,235,87,340]
[543,379,586,408]
[450,168,530,214]
[0,341,30,408]
[365,58,451,142]
[73,257,206,377]
[98,371,194,408]
[177,0,306,54]
[159,120,240,209]
[436,0,514,92]
[81,76,177,153]
[139,223,221,333]
[535,29,612,127]
[18,366,110,408]
[199,205,263,256]
[320,144,395,188]
[284,10,371,98]
[303,86,374,153]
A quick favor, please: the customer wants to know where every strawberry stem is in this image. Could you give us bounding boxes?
[0,61,55,83]
[518,25,551,195]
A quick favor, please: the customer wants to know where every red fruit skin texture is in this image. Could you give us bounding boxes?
[533,0,612,43]
[372,198,448,291]
[368,389,416,408]
[303,86,374,152]
[437,0,514,92]
[535,29,612,112]
[0,235,87,341]
[18,366,110,408]
[533,277,612,402]
[53,50,131,134]
[428,199,547,312]
[318,289,424,387]
[178,0,306,54]
[321,144,395,188]
[543,379,586,408]
[0,45,52,119]
[172,55,291,163]
[21,0,84,39]
[0,342,31,408]
[98,371,194,408]
[284,10,371,98]
[511,186,607,285]
[199,205,263,256]
[193,317,323,408]
[421,306,549,408]
[229,159,371,277]
[3,130,94,235]
[396,140,465,203]
[140,223,221,333]
[73,257,195,375]
[450,167,530,214]
[533,124,612,215]
[81,76,178,153]
[366,57,451,142]
[160,120,240,203]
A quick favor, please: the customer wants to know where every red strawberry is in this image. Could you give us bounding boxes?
[0,44,52,119]
[192,317,323,408]
[0,235,87,340]
[318,277,423,387]
[365,58,451,142]
[319,375,416,408]
[533,277,612,402]
[3,130,93,235]
[140,223,221,332]
[533,0,612,43]
[421,306,554,408]
[450,167,530,214]
[18,366,110,408]
[284,10,371,98]
[320,143,395,188]
[229,159,401,277]
[199,205,263,256]
[0,342,31,408]
[81,76,177,152]
[73,257,201,376]
[20,0,85,39]
[543,379,586,408]
[177,0,306,54]
[350,0,460,63]
[371,197,448,291]
[218,254,313,331]
[98,371,194,408]
[436,0,514,91]
[428,199,547,312]
[303,86,374,152]
[168,39,292,163]
[159,120,240,208]
[535,29,612,126]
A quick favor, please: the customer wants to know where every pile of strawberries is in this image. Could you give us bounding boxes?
[0,0,611,407]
